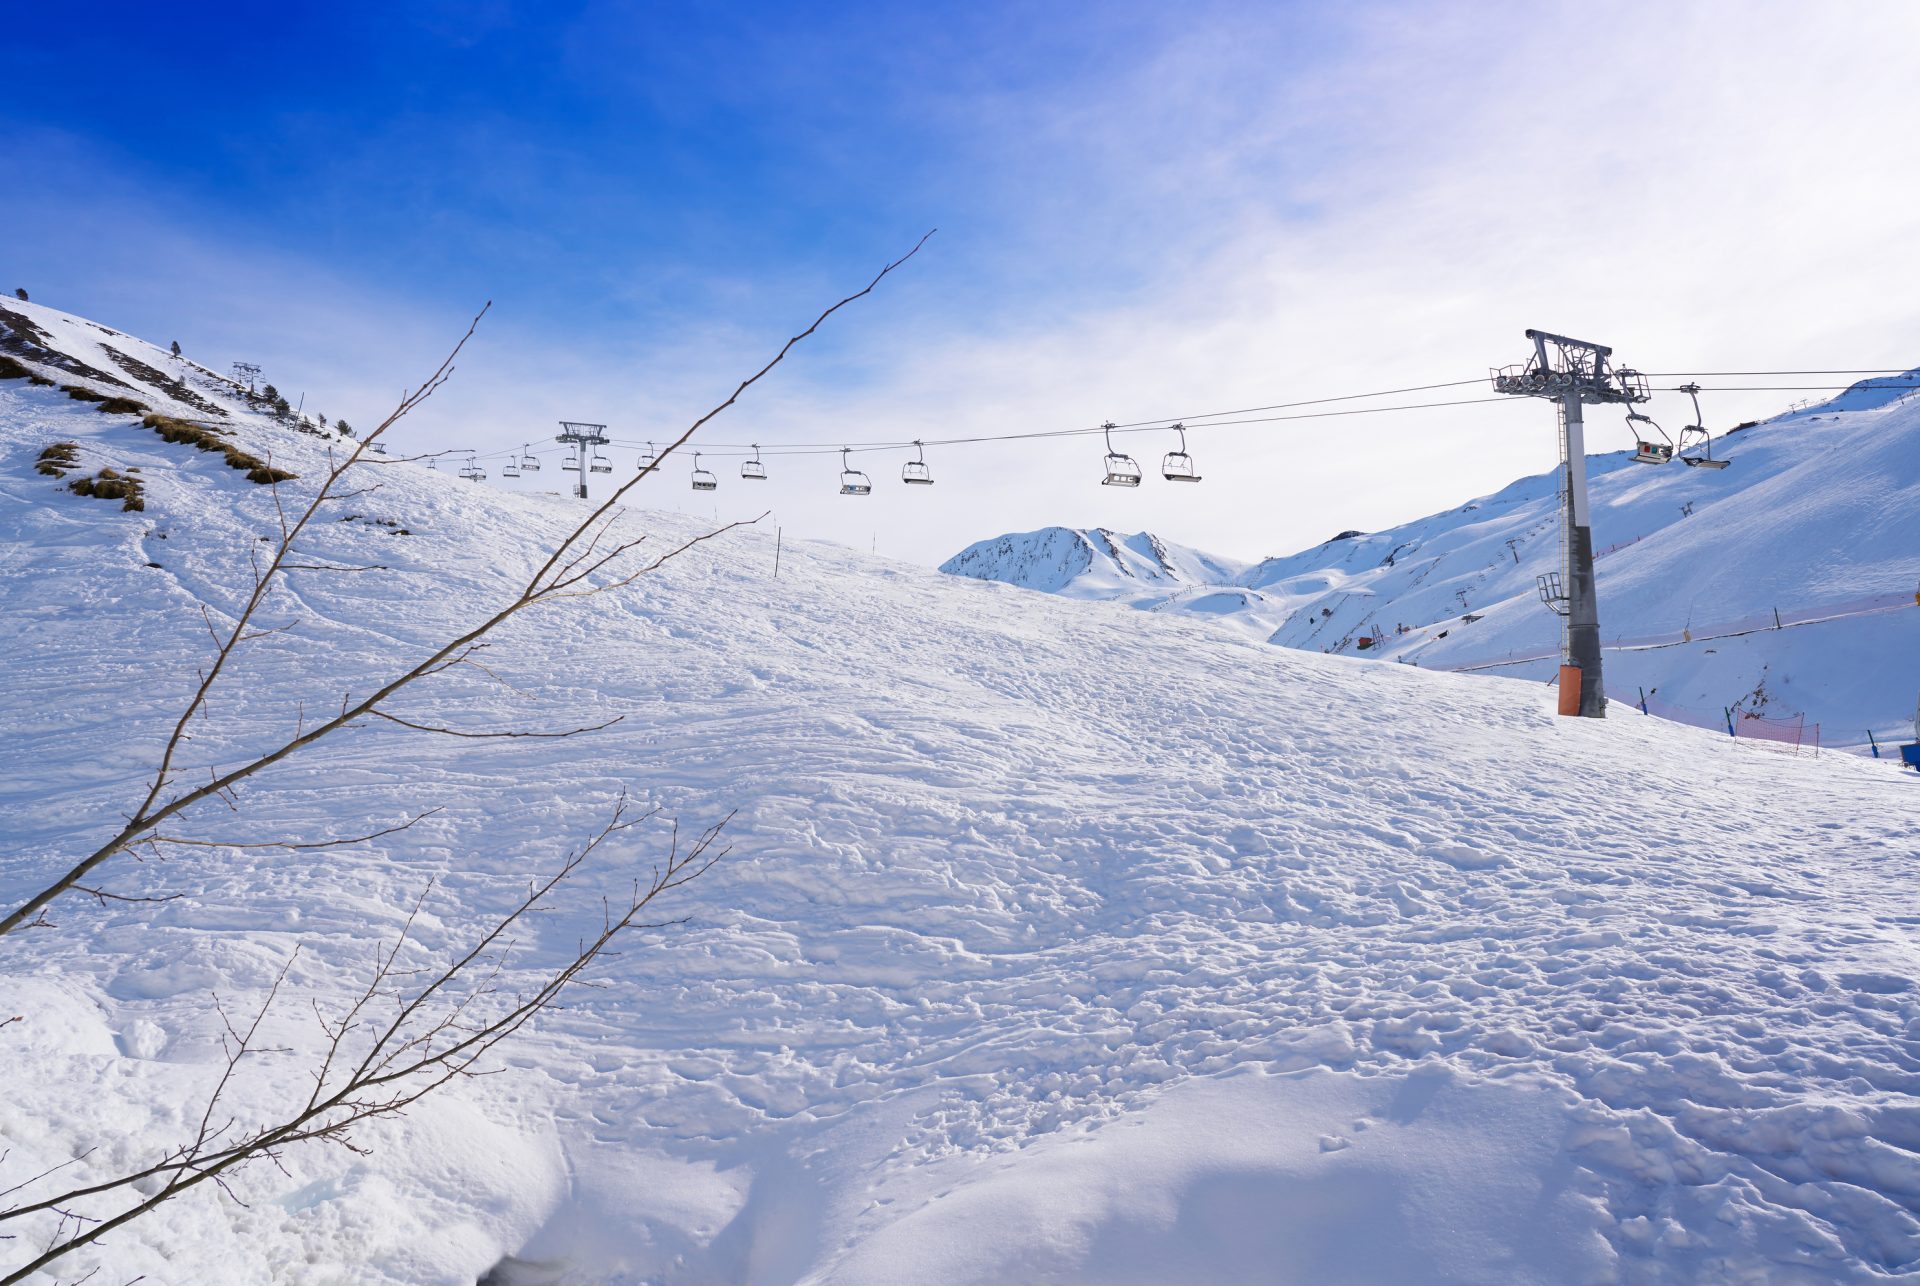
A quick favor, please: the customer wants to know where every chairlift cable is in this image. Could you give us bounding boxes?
[444,366,1915,470]
[598,393,1522,459]
[1644,368,1913,377]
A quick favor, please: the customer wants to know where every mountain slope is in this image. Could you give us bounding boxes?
[4,307,1920,1284]
[945,377,1920,746]
[0,298,268,423]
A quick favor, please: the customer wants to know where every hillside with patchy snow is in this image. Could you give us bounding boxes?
[4,303,1920,1284]
[944,377,1920,748]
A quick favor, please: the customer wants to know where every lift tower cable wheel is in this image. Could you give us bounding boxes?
[1492,330,1649,718]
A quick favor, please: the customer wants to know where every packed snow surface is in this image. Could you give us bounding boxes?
[943,377,1920,746]
[4,306,1920,1284]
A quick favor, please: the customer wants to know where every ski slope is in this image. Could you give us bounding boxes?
[944,378,1920,748]
[4,306,1920,1284]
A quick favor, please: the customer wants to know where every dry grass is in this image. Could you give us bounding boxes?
[68,470,146,512]
[143,414,297,485]
[35,442,80,478]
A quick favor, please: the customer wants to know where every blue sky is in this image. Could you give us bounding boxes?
[9,2,1328,338]
[8,2,1920,563]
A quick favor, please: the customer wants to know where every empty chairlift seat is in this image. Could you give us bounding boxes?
[1161,422,1201,482]
[1676,383,1731,469]
[691,453,718,491]
[1100,421,1141,487]
[839,447,872,495]
[1625,410,1673,464]
[902,440,934,485]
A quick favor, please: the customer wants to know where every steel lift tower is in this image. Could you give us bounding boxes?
[555,421,609,500]
[1492,330,1649,718]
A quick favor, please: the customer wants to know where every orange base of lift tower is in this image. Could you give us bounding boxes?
[1556,665,1583,717]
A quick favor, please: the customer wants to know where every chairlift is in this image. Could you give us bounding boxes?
[638,441,657,472]
[371,442,388,455]
[589,451,612,474]
[562,455,581,471]
[1675,383,1731,470]
[902,440,934,485]
[839,447,872,496]
[501,459,520,479]
[458,455,486,482]
[1161,422,1201,482]
[691,452,718,491]
[1100,421,1141,487]
[1625,410,1674,464]
[518,444,540,473]
[742,444,768,480]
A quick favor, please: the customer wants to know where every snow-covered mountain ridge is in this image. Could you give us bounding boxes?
[4,300,1920,1283]
[944,375,1920,746]
[0,297,297,426]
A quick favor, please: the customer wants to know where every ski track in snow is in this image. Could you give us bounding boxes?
[3,343,1920,1284]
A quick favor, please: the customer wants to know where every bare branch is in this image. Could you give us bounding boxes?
[70,887,185,907]
[0,809,726,1284]
[147,809,442,853]
[365,711,623,739]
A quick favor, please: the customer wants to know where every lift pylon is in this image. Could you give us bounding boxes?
[1492,330,1648,718]
[555,421,610,499]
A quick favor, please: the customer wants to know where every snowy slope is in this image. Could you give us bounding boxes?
[945,378,1920,747]
[5,310,1920,1285]
[0,298,267,423]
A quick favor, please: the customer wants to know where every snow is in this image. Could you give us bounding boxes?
[944,378,1920,747]
[5,303,1920,1283]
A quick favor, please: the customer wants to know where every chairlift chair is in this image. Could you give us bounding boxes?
[742,444,768,480]
[1161,423,1201,482]
[1675,383,1731,469]
[562,455,581,471]
[459,455,486,482]
[839,447,872,496]
[902,440,934,485]
[691,452,718,491]
[1625,410,1674,464]
[637,442,657,473]
[371,442,388,455]
[589,451,612,474]
[501,459,520,479]
[519,445,540,473]
[1100,421,1141,487]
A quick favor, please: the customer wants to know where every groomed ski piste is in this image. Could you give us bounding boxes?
[4,302,1920,1284]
